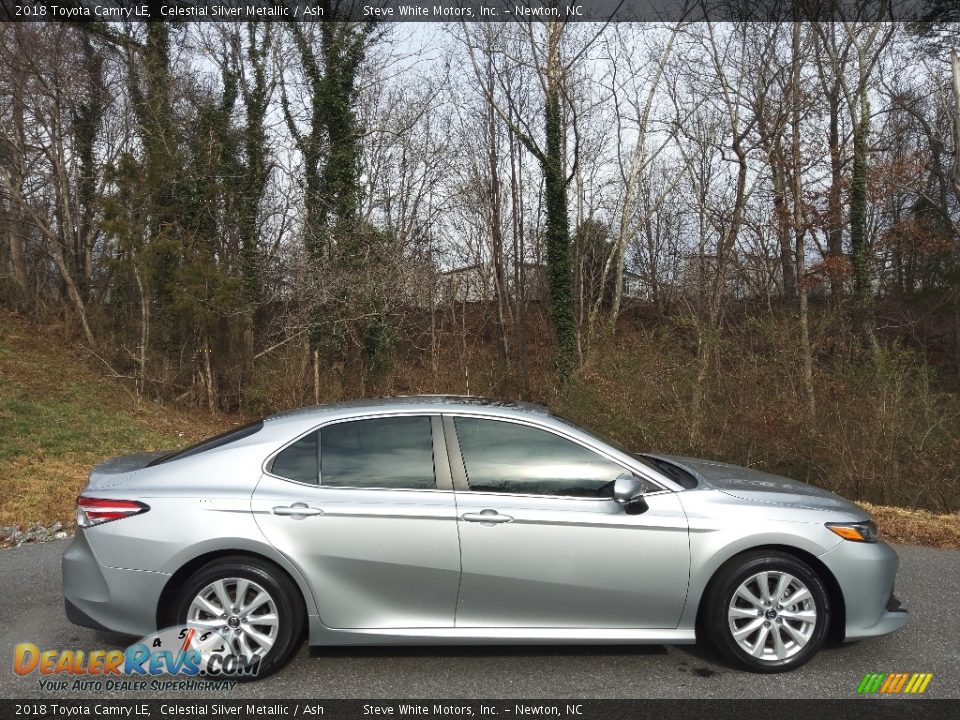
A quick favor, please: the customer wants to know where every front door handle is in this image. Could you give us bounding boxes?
[461,509,513,524]
[272,503,324,518]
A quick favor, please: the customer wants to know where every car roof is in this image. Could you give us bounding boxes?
[263,395,549,425]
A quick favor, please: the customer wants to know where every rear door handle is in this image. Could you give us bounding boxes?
[272,503,324,518]
[461,509,513,524]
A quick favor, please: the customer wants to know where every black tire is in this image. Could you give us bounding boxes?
[173,556,304,681]
[703,551,830,673]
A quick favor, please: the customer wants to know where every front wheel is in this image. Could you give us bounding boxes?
[704,551,830,673]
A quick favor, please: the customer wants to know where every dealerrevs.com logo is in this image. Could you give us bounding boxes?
[856,672,934,695]
[14,626,260,691]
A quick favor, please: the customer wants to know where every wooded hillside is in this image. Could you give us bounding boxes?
[1,18,959,512]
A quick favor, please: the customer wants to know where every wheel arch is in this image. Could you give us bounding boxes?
[155,549,311,632]
[694,544,846,643]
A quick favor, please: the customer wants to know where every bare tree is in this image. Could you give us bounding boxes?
[460,16,610,372]
[670,23,758,444]
[0,25,101,344]
[814,19,895,354]
[592,23,684,343]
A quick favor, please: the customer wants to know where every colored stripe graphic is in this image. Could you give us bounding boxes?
[858,673,933,695]
[892,674,909,693]
[879,674,897,693]
[857,673,885,694]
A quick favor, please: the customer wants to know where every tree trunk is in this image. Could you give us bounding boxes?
[49,237,95,346]
[543,71,576,372]
[238,23,271,352]
[771,161,797,300]
[4,197,30,307]
[826,88,846,299]
[485,61,511,372]
[690,129,750,445]
[951,50,960,381]
[509,131,529,393]
[849,86,879,355]
[792,23,816,419]
[75,35,105,300]
[134,262,149,399]
[952,50,960,206]
[5,49,30,304]
[0,164,95,345]
[203,335,216,412]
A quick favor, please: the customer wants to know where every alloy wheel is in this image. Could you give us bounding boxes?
[186,577,279,660]
[727,570,817,662]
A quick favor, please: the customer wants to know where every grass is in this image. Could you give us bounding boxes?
[861,503,960,549]
[0,310,228,528]
[0,308,958,549]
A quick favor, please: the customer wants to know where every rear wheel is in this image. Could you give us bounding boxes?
[704,551,830,673]
[174,556,304,680]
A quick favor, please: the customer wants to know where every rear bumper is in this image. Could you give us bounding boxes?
[62,530,168,637]
[818,539,908,641]
[64,597,111,632]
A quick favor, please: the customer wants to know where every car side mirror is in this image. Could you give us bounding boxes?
[613,473,647,506]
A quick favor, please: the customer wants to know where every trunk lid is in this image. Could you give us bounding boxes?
[84,451,168,490]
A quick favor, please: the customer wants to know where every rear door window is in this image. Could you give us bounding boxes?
[320,416,436,489]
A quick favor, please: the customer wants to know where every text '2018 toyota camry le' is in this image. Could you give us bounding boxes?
[63,396,907,678]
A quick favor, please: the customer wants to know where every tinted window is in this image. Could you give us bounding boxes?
[271,431,319,484]
[148,420,264,467]
[320,416,435,489]
[454,417,625,497]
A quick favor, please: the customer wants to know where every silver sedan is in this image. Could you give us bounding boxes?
[63,396,906,678]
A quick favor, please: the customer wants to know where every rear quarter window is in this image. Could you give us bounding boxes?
[270,431,319,484]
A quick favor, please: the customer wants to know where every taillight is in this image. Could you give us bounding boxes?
[76,496,150,528]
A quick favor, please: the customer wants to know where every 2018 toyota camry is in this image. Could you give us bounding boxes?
[63,396,906,678]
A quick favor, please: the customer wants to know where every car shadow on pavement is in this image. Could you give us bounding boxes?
[672,642,731,671]
[308,644,670,660]
[76,629,139,649]
[672,635,863,674]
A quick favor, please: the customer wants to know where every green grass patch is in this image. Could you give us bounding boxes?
[0,311,227,527]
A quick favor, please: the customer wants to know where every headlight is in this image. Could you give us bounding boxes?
[825,520,879,543]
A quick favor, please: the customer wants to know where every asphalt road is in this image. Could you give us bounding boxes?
[1,539,958,700]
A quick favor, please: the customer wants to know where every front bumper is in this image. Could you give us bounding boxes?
[818,539,908,641]
[62,530,168,637]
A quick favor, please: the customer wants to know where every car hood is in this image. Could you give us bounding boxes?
[653,454,869,518]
